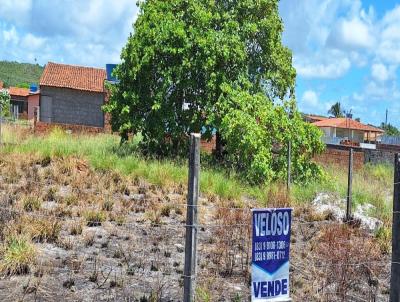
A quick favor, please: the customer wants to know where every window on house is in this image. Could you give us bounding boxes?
[10,99,28,114]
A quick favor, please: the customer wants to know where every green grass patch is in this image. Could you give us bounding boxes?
[0,234,36,275]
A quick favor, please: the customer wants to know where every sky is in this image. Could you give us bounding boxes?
[0,0,399,127]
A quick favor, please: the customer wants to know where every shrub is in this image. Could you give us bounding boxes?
[102,200,114,212]
[69,222,83,236]
[28,218,61,243]
[0,89,11,118]
[219,86,324,184]
[11,216,61,243]
[375,226,391,254]
[85,210,106,227]
[64,195,79,206]
[315,224,383,300]
[22,196,41,212]
[0,234,36,275]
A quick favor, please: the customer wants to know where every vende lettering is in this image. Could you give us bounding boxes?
[253,279,288,298]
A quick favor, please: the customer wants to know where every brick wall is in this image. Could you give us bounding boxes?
[27,94,39,120]
[313,146,364,170]
[201,136,216,153]
[40,86,105,128]
[376,143,400,153]
[35,121,105,134]
[364,149,396,165]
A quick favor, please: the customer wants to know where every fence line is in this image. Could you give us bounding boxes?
[0,132,396,301]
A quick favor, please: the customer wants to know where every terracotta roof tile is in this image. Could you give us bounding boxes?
[312,118,384,133]
[304,114,328,122]
[9,87,30,97]
[40,62,106,93]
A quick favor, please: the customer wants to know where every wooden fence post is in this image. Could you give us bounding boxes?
[346,148,353,221]
[390,153,400,301]
[183,133,200,302]
[287,141,291,192]
[0,104,2,146]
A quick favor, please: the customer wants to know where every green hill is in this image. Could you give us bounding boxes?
[0,61,44,88]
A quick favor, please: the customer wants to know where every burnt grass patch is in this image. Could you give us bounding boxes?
[0,153,391,301]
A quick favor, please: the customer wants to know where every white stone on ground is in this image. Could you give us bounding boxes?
[312,193,383,232]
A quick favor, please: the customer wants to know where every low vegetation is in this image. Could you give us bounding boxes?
[0,234,36,275]
[2,125,393,221]
[0,124,391,300]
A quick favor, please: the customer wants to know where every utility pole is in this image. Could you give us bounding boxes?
[386,109,388,127]
[183,133,200,302]
[390,153,400,301]
[346,148,353,221]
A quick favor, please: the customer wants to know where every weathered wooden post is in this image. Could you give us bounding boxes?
[183,133,200,302]
[287,141,291,192]
[33,107,38,133]
[390,153,400,301]
[0,104,2,146]
[346,148,353,221]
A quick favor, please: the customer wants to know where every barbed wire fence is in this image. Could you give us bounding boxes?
[0,130,398,301]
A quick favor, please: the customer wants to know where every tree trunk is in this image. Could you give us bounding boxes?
[215,131,224,160]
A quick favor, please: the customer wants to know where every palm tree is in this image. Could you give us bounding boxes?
[328,102,344,118]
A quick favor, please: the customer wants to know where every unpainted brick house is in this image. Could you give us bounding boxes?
[39,62,107,128]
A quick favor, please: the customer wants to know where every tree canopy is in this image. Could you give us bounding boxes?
[105,0,324,184]
[381,122,400,136]
[328,102,345,118]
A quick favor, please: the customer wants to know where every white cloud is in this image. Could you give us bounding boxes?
[352,92,364,101]
[0,0,32,26]
[0,0,139,67]
[301,90,319,106]
[376,6,400,64]
[295,54,351,79]
[327,18,374,50]
[2,25,19,45]
[21,33,46,50]
[280,0,374,79]
[371,63,389,82]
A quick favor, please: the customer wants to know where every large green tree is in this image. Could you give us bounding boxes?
[105,0,324,183]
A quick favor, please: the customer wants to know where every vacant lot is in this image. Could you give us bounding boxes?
[0,125,392,301]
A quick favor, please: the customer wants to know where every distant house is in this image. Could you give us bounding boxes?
[39,62,107,128]
[303,114,327,123]
[9,86,40,119]
[312,117,384,148]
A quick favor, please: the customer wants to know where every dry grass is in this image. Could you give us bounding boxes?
[84,210,106,227]
[22,195,42,212]
[314,224,384,301]
[69,221,83,236]
[0,127,392,301]
[11,216,62,243]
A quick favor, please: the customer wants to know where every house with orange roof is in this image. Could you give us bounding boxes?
[312,117,384,148]
[9,86,40,120]
[303,113,328,123]
[39,62,107,128]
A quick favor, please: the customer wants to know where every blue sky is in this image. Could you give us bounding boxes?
[0,1,399,127]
